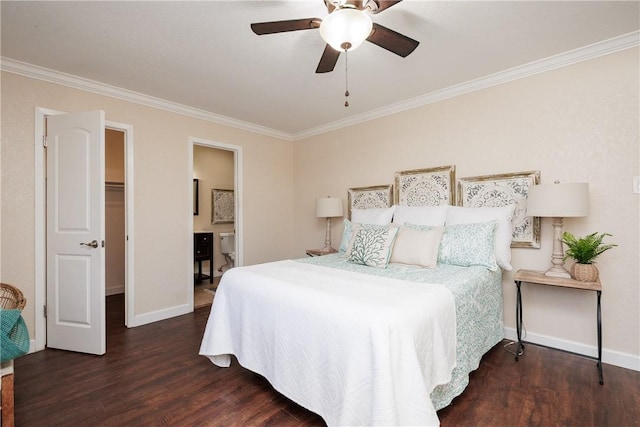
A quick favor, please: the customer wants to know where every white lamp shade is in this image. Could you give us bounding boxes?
[316,197,344,218]
[319,8,373,52]
[526,182,590,217]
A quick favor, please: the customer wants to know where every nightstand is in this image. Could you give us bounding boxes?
[514,269,603,384]
[306,248,337,257]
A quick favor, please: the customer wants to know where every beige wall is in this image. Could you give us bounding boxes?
[293,48,640,362]
[1,71,295,337]
[193,145,235,274]
[106,128,125,183]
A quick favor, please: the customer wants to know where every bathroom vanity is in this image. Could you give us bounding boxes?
[194,232,214,284]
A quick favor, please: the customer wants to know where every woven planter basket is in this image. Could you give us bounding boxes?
[571,264,599,282]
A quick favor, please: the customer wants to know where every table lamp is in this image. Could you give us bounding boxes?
[526,181,590,278]
[316,197,344,252]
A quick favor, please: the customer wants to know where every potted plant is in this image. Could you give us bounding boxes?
[561,231,617,281]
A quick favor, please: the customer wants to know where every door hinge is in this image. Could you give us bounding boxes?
[43,135,48,147]
[44,305,47,318]
[102,240,105,248]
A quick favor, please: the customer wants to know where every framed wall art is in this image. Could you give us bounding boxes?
[347,184,394,220]
[456,170,541,248]
[394,165,455,206]
[211,189,234,224]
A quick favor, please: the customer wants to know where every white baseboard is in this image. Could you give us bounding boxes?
[106,286,125,296]
[504,327,640,372]
[127,303,191,328]
[26,303,191,353]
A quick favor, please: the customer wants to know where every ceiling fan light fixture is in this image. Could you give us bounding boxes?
[319,8,373,52]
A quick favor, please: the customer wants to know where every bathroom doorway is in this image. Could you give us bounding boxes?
[191,139,242,308]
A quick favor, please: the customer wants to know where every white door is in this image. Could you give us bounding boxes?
[46,110,106,355]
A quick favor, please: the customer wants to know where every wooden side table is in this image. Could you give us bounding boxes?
[306,248,337,257]
[514,269,603,385]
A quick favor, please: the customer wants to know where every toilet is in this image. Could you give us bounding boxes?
[219,232,235,270]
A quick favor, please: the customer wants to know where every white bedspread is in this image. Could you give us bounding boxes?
[199,260,457,426]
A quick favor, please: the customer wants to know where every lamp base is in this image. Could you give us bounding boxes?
[543,266,572,279]
[321,217,336,254]
[544,216,571,279]
[318,245,338,254]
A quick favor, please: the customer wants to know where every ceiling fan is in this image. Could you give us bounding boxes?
[250,0,419,73]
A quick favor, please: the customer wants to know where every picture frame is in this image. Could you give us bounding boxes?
[456,170,541,248]
[394,165,456,206]
[193,179,199,216]
[211,188,234,224]
[347,184,394,220]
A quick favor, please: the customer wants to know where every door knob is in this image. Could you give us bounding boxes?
[80,240,99,249]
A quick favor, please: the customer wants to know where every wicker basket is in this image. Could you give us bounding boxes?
[0,283,26,311]
[571,264,599,282]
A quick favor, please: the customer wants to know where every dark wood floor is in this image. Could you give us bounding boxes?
[14,295,640,426]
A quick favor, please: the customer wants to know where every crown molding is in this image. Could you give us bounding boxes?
[2,30,637,142]
[293,30,640,140]
[0,57,293,141]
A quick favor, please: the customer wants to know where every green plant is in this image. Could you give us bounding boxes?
[561,231,617,264]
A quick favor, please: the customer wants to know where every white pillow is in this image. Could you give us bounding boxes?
[392,205,448,226]
[351,206,396,225]
[445,205,516,271]
[390,226,444,268]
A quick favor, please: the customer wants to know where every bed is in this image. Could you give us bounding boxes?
[200,205,512,426]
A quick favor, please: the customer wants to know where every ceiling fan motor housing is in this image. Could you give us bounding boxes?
[324,0,380,13]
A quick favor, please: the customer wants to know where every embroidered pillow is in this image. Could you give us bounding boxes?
[390,226,444,268]
[348,225,399,268]
[338,219,354,253]
[445,205,515,271]
[438,221,499,271]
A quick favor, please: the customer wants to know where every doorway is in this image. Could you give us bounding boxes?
[105,129,126,324]
[190,138,243,309]
[33,107,135,352]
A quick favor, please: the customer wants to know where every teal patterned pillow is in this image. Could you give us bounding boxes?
[348,226,399,268]
[438,221,499,271]
[338,219,353,253]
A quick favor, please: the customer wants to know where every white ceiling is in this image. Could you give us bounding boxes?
[2,1,639,139]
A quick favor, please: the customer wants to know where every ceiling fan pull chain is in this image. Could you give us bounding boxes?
[344,49,350,107]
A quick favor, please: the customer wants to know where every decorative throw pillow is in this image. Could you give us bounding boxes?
[348,225,399,268]
[338,219,353,253]
[438,221,499,271]
[351,206,396,225]
[392,205,448,226]
[445,205,516,271]
[390,226,444,268]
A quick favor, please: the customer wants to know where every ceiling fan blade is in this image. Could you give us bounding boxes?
[371,0,403,13]
[251,18,321,35]
[367,23,419,57]
[316,44,341,73]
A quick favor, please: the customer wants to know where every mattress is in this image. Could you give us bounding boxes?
[200,254,503,426]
